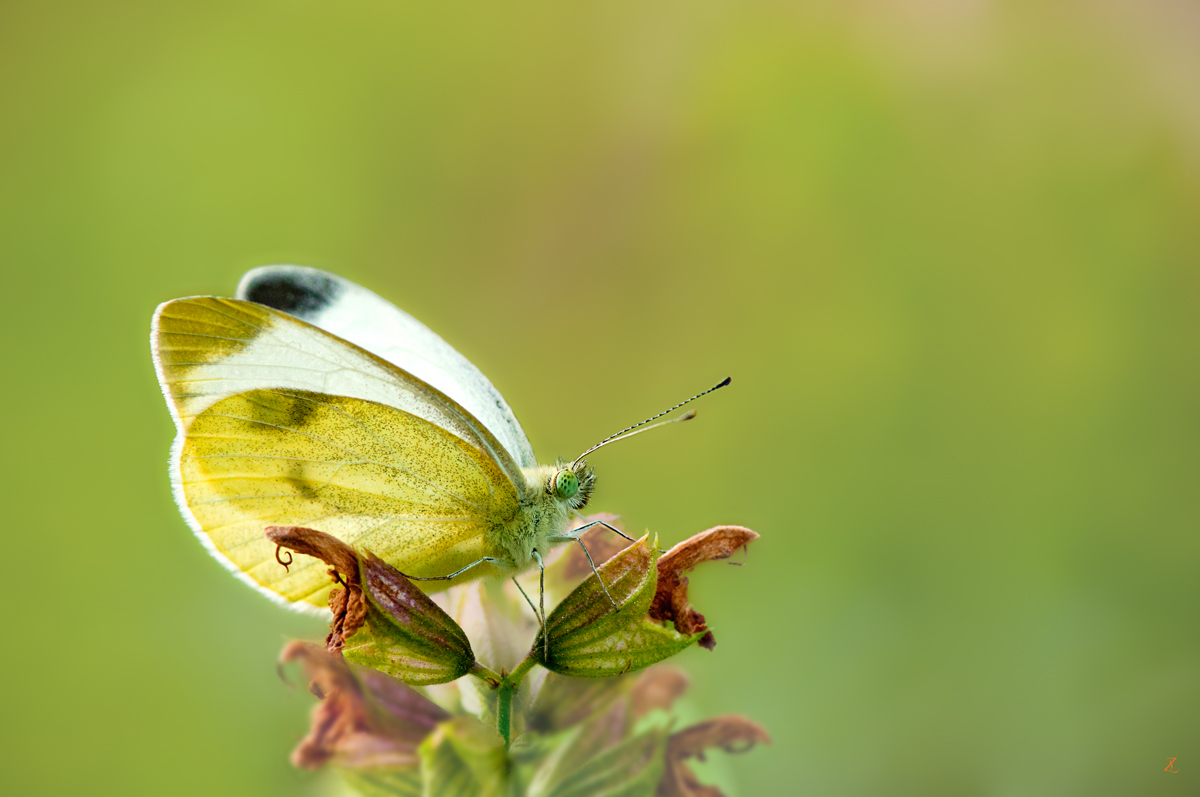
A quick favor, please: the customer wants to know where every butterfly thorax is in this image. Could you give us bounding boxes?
[496,461,594,571]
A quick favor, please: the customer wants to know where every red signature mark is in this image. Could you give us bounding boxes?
[1165,757,1180,773]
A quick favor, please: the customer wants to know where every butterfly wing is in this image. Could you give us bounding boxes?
[180,389,519,608]
[236,265,537,470]
[151,297,525,609]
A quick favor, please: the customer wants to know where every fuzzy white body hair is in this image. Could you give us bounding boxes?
[497,465,574,569]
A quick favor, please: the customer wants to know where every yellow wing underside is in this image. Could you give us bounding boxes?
[179,389,520,608]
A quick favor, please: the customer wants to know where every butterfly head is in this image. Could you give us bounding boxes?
[549,458,595,510]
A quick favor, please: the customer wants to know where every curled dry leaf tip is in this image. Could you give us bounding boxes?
[659,715,772,797]
[265,525,368,650]
[650,526,759,650]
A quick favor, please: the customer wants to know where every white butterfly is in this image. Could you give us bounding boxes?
[151,266,725,613]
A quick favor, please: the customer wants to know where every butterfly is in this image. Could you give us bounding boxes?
[151,265,728,614]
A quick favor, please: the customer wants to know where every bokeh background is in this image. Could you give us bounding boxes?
[3,0,1199,794]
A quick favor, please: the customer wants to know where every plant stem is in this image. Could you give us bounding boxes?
[469,661,502,687]
[496,684,514,747]
[493,653,538,748]
[503,654,538,688]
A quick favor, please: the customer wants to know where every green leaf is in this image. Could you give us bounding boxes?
[536,536,703,677]
[339,768,424,797]
[419,717,509,797]
[343,552,476,686]
[530,726,668,797]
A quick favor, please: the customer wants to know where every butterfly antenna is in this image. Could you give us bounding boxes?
[572,377,732,466]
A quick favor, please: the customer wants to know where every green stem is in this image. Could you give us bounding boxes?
[469,661,502,687]
[502,654,538,689]
[491,653,539,749]
[496,684,514,748]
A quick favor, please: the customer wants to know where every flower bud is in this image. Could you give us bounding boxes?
[279,641,449,773]
[266,526,475,685]
[534,535,702,677]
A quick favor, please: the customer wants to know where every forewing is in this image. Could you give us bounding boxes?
[151,295,526,490]
[236,265,537,469]
[178,389,520,609]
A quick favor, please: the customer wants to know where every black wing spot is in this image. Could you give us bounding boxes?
[244,272,342,317]
[275,391,320,430]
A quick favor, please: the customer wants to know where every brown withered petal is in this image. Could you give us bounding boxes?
[649,526,759,649]
[658,716,772,797]
[327,580,370,652]
[265,526,368,650]
[265,525,360,574]
[279,641,449,771]
[355,667,452,746]
[630,666,690,720]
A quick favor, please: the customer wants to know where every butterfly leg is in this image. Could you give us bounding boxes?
[568,519,636,544]
[512,577,539,622]
[533,550,548,663]
[511,575,550,664]
[569,519,663,554]
[403,556,509,581]
[548,534,620,610]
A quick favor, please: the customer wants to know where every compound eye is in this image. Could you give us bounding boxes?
[552,469,579,500]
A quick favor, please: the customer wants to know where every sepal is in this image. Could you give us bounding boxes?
[534,535,702,677]
[266,526,475,685]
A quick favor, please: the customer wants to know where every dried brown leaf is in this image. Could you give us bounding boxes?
[649,526,758,649]
[658,715,772,797]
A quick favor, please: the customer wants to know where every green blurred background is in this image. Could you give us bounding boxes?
[3,0,1198,794]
